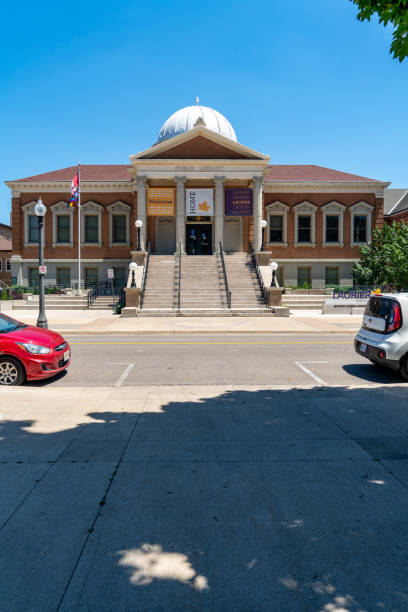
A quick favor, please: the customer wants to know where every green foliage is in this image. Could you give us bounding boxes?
[350,0,408,61]
[353,221,408,290]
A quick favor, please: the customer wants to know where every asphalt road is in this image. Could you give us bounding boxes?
[29,333,405,388]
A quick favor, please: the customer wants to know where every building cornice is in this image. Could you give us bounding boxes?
[5,181,133,193]
[263,181,389,193]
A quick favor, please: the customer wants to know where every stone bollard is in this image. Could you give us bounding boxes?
[266,287,284,307]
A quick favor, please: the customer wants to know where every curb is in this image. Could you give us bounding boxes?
[59,329,358,336]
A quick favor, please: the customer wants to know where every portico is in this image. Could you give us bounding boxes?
[129,125,270,254]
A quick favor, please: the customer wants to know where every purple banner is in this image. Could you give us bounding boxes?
[225,188,253,216]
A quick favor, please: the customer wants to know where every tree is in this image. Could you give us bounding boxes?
[350,0,408,61]
[353,221,408,289]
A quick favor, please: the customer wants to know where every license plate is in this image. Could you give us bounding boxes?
[64,350,70,361]
[360,343,367,353]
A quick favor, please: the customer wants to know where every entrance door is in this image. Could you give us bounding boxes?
[186,224,212,255]
[156,217,176,253]
[224,217,242,252]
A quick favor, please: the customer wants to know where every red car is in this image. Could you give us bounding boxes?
[0,313,71,385]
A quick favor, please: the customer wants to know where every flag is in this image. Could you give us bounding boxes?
[67,172,79,208]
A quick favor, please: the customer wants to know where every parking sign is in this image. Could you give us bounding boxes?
[39,265,47,274]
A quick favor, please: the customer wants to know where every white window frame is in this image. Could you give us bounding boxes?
[81,201,103,246]
[350,201,373,246]
[22,201,42,246]
[322,201,345,246]
[5,258,11,272]
[266,201,288,246]
[51,201,74,247]
[293,201,317,247]
[108,201,131,247]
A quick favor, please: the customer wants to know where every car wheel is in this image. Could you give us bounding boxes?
[400,356,408,382]
[0,357,25,386]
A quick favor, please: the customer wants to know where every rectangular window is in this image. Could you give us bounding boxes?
[325,215,339,243]
[57,267,71,287]
[57,214,71,243]
[85,215,99,243]
[297,215,311,243]
[269,215,283,243]
[353,215,367,243]
[6,259,11,272]
[29,267,39,289]
[85,267,98,288]
[297,267,311,287]
[113,267,127,290]
[28,215,39,243]
[113,215,127,243]
[325,267,339,287]
[0,259,2,271]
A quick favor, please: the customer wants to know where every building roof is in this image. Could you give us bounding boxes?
[12,165,132,182]
[265,165,378,183]
[0,223,12,251]
[10,163,381,184]
[384,189,408,216]
[157,104,237,144]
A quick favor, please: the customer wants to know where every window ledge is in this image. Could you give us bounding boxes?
[294,242,316,247]
[82,243,103,247]
[52,242,74,248]
[351,242,368,246]
[23,242,39,247]
[266,242,288,247]
[109,242,130,248]
[322,242,344,247]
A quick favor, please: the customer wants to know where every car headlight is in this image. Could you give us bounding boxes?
[16,342,51,355]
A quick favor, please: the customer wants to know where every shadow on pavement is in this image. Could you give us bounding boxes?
[1,385,408,611]
[342,362,403,384]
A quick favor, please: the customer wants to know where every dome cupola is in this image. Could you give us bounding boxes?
[157,99,237,143]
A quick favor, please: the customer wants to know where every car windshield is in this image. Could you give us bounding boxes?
[0,314,27,334]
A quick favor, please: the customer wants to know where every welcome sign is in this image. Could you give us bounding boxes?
[185,189,214,216]
[225,188,253,216]
[147,188,175,216]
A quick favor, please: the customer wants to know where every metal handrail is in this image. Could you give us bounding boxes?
[177,240,182,311]
[87,281,114,308]
[249,241,267,305]
[139,241,151,309]
[219,242,231,310]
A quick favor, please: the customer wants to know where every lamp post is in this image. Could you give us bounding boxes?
[261,219,267,251]
[129,261,137,288]
[135,219,143,251]
[269,261,279,288]
[34,199,48,329]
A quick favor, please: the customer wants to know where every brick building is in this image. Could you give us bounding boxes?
[5,103,389,290]
[0,223,12,285]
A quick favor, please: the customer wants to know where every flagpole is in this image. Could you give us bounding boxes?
[78,163,81,294]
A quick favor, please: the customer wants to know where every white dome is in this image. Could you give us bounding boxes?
[157,104,237,143]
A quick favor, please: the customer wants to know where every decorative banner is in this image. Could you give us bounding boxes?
[186,189,214,216]
[225,188,253,216]
[147,188,175,216]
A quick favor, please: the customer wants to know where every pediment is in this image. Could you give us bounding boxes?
[131,127,269,162]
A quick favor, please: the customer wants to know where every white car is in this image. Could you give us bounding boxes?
[354,293,408,380]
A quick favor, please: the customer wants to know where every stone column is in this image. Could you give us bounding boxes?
[214,176,225,252]
[175,177,186,253]
[136,176,147,250]
[253,176,264,252]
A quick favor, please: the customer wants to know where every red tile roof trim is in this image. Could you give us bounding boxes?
[10,164,379,183]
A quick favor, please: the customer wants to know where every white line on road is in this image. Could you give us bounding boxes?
[294,361,327,386]
[107,363,136,387]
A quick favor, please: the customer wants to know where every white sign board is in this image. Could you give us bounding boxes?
[186,189,214,216]
[39,265,47,274]
[107,268,114,279]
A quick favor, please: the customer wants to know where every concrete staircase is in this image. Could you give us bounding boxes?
[224,253,266,310]
[139,255,176,311]
[12,294,114,311]
[139,252,273,316]
[282,294,325,311]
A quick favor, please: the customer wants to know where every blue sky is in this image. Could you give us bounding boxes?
[0,0,406,224]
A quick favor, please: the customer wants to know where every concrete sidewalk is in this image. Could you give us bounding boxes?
[1,384,408,611]
[9,309,362,335]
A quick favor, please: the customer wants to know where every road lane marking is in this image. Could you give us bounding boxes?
[113,363,135,387]
[294,361,327,386]
[71,340,352,346]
